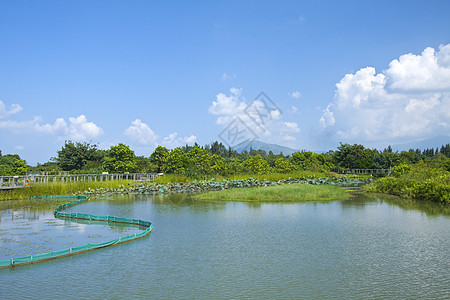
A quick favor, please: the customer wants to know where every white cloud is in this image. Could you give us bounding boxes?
[209,88,302,147]
[221,73,236,80]
[282,134,296,141]
[0,101,22,119]
[0,116,67,135]
[386,44,450,92]
[124,119,158,145]
[290,105,298,113]
[209,87,246,116]
[320,44,450,144]
[284,121,301,132]
[162,132,197,148]
[319,104,335,128]
[0,110,103,140]
[67,115,104,140]
[185,135,197,143]
[36,117,68,135]
[15,145,24,151]
[289,91,302,99]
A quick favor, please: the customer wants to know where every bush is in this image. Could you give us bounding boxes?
[365,162,450,205]
[391,164,411,177]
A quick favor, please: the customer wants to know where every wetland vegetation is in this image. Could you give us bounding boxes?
[1,141,449,206]
[195,183,350,202]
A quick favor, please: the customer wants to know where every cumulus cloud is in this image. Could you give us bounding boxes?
[209,87,246,117]
[284,121,301,132]
[289,91,302,99]
[320,44,450,145]
[0,116,67,135]
[0,109,103,140]
[222,73,236,80]
[162,132,197,148]
[0,101,22,118]
[185,135,197,143]
[386,44,450,92]
[67,115,104,140]
[124,119,158,145]
[209,88,300,146]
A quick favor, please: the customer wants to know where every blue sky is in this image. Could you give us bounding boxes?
[1,0,450,164]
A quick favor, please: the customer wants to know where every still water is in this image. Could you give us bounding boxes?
[0,193,449,299]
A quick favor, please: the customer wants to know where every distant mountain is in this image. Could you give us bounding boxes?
[231,140,299,156]
[391,135,450,152]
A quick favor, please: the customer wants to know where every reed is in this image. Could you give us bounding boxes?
[195,183,350,202]
[0,180,133,201]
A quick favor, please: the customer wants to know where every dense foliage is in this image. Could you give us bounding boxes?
[1,142,449,205]
[56,141,105,172]
[103,143,137,173]
[1,142,449,180]
[365,161,450,205]
[0,154,28,175]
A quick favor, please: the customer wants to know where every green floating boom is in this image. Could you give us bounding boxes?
[0,195,153,269]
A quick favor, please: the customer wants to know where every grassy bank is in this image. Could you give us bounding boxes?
[1,171,366,201]
[0,180,133,201]
[195,183,351,202]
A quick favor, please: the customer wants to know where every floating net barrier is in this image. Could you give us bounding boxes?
[0,195,153,269]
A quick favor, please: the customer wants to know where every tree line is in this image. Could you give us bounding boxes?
[0,141,449,176]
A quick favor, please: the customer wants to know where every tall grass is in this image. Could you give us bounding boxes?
[195,183,350,202]
[0,180,133,201]
[153,171,334,183]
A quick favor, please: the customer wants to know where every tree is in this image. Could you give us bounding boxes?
[242,155,270,174]
[186,147,212,175]
[149,146,169,172]
[103,143,137,173]
[162,148,187,174]
[57,141,104,171]
[332,143,375,169]
[274,158,294,173]
[135,156,153,173]
[0,154,28,175]
[210,154,227,175]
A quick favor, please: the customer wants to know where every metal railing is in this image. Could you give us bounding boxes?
[331,168,391,175]
[0,173,164,189]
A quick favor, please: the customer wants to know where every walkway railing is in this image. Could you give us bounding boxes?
[0,173,163,189]
[331,168,391,175]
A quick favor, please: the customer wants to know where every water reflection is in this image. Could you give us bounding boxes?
[1,192,449,299]
[340,192,450,216]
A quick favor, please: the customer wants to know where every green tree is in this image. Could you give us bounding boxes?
[57,141,104,171]
[103,143,137,173]
[226,158,244,175]
[210,154,227,175]
[332,143,375,169]
[135,156,153,173]
[0,154,28,175]
[162,148,187,174]
[242,155,270,174]
[149,146,169,172]
[274,157,294,173]
[186,147,212,176]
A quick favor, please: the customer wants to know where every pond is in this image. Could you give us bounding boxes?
[0,193,449,299]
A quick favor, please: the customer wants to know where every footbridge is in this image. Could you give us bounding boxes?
[0,172,164,189]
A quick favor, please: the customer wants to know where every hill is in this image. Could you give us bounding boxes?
[231,140,299,156]
[391,135,450,152]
